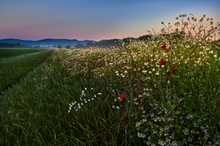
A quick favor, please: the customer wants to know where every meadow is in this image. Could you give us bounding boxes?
[0,14,220,145]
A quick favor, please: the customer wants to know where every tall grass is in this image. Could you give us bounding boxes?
[1,52,126,145]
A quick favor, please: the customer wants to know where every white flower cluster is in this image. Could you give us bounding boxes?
[68,87,97,113]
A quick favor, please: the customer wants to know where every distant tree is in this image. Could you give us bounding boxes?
[57,45,62,49]
[137,35,151,41]
[65,45,71,49]
[122,37,135,45]
[75,43,84,48]
[86,41,94,47]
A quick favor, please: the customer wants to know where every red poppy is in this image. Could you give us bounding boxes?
[80,54,83,56]
[120,94,125,101]
[167,71,171,77]
[161,43,167,49]
[172,66,178,74]
[73,58,76,61]
[197,72,201,76]
[159,60,166,66]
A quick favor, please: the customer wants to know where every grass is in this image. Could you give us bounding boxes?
[0,48,45,59]
[0,49,53,92]
[0,14,220,145]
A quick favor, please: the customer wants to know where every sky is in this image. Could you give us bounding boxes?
[0,0,220,41]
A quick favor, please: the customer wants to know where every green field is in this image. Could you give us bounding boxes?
[1,15,220,145]
[0,49,53,92]
[0,48,45,60]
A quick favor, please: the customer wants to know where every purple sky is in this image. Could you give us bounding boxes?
[0,0,220,41]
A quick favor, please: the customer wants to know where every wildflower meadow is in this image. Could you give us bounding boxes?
[1,14,220,145]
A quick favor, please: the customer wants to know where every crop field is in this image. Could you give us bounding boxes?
[1,15,220,145]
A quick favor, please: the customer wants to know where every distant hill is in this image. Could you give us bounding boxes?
[0,38,95,48]
[0,35,151,49]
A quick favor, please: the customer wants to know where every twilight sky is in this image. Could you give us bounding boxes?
[0,0,220,41]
